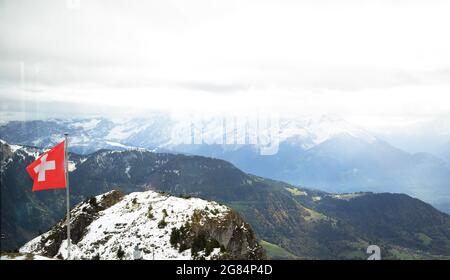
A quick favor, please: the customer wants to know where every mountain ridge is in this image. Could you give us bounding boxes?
[1,116,448,214]
[1,139,449,259]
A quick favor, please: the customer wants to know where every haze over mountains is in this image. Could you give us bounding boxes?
[1,114,449,214]
[440,140,450,167]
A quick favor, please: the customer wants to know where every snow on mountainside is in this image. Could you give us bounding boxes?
[1,139,41,175]
[0,114,376,153]
[0,139,84,174]
[20,190,265,260]
[278,115,377,150]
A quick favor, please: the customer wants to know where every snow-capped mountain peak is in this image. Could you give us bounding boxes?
[20,190,265,260]
[278,115,377,150]
[303,115,377,146]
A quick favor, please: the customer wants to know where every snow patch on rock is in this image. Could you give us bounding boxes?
[20,190,233,260]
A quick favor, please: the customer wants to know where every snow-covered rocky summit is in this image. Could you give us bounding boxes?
[20,190,265,260]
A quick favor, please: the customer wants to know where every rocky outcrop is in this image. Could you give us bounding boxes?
[19,190,125,258]
[20,190,265,260]
[170,209,265,260]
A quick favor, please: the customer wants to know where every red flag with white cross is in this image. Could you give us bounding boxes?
[26,140,67,192]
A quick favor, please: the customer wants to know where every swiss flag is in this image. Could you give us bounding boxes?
[26,140,67,192]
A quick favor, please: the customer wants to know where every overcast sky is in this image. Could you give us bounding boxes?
[1,0,450,131]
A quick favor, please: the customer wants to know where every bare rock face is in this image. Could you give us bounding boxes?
[174,209,265,260]
[20,190,265,260]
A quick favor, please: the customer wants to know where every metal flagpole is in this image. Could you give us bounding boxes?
[64,133,71,260]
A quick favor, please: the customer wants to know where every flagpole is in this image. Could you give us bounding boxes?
[64,133,71,260]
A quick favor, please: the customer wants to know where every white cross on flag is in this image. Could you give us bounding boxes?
[26,140,67,191]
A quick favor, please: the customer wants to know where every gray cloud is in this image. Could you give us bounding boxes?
[0,0,449,128]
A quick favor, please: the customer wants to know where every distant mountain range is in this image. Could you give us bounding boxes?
[1,115,449,214]
[1,140,449,259]
[440,140,450,167]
